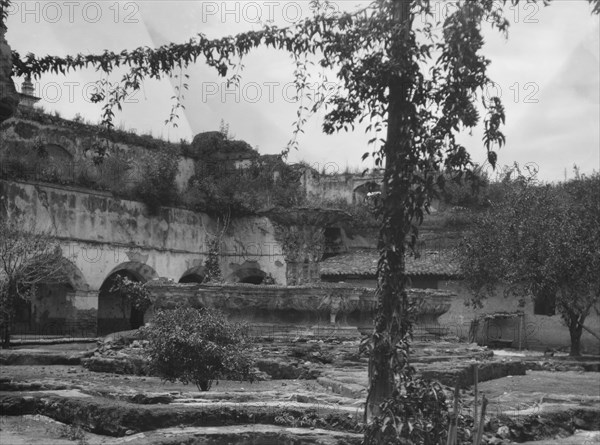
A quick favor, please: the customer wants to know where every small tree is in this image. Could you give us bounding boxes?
[109,275,153,330]
[143,306,254,391]
[459,170,600,356]
[0,217,67,348]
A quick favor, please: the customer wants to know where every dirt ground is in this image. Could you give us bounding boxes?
[1,341,599,444]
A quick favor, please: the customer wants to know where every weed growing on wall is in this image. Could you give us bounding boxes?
[133,148,180,214]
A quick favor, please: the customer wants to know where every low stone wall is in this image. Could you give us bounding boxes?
[146,282,455,330]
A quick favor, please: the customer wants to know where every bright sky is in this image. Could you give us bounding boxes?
[5,0,599,181]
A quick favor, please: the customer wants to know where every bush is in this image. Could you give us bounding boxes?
[109,275,153,313]
[363,366,472,444]
[142,307,255,391]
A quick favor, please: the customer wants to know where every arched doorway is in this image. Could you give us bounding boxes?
[97,262,157,336]
[179,266,206,284]
[239,271,266,284]
[13,258,89,336]
[227,261,267,285]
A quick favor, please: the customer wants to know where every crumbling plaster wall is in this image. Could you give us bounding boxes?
[223,216,287,285]
[1,179,290,331]
[147,282,455,330]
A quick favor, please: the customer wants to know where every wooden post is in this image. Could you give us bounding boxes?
[472,364,479,444]
[446,379,460,445]
[474,395,488,445]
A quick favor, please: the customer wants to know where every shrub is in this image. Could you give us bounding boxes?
[363,365,472,445]
[109,275,153,313]
[142,307,254,391]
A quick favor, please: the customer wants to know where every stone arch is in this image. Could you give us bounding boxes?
[35,143,75,183]
[59,258,90,292]
[14,257,90,335]
[107,261,159,282]
[97,262,158,335]
[179,266,206,284]
[41,143,74,162]
[227,260,266,285]
[37,131,78,158]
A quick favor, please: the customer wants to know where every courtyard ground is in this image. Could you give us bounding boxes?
[1,338,599,444]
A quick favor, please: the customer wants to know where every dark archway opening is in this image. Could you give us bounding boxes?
[239,275,265,285]
[13,282,77,336]
[179,273,205,284]
[323,227,345,259]
[233,266,267,285]
[98,270,145,336]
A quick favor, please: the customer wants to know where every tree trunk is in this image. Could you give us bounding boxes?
[569,324,583,357]
[2,322,10,349]
[365,0,413,421]
[2,310,12,349]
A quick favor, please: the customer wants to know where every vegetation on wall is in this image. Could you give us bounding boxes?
[316,197,381,232]
[184,155,305,217]
[132,148,180,214]
[274,224,325,264]
[203,236,223,283]
[2,107,189,158]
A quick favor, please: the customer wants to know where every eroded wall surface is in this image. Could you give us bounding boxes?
[1,179,288,333]
[146,282,455,331]
[0,113,196,192]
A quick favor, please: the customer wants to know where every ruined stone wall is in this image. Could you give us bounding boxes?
[0,111,196,192]
[299,168,384,205]
[438,280,600,354]
[1,179,289,333]
[146,282,455,331]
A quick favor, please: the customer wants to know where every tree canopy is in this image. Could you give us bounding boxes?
[459,169,600,356]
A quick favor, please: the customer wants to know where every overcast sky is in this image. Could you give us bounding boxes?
[6,1,599,181]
